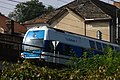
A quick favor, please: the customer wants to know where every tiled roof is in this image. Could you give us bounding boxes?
[24,10,60,24]
[24,0,117,24]
[0,13,27,34]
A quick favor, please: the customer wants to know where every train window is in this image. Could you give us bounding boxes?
[43,40,54,53]
[59,44,77,56]
[115,47,120,51]
[102,43,107,50]
[89,40,96,49]
[110,45,114,50]
[96,42,102,51]
[64,44,73,56]
[71,46,83,57]
[25,30,44,43]
[56,43,64,55]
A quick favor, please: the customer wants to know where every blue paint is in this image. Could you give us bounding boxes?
[22,30,45,59]
[25,30,45,41]
[23,50,41,58]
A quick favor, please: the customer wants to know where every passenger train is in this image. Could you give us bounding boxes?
[21,26,120,64]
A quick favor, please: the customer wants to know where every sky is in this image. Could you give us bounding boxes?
[0,0,119,16]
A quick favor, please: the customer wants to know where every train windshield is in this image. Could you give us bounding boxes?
[23,30,45,50]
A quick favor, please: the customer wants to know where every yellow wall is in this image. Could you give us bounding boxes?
[50,11,110,42]
[51,11,85,35]
[86,22,110,41]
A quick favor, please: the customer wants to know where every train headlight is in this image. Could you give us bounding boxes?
[41,52,46,59]
[21,53,25,58]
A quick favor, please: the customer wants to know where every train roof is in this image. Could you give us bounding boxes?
[28,26,119,47]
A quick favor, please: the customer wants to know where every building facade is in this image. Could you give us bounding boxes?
[0,13,27,35]
[24,0,120,44]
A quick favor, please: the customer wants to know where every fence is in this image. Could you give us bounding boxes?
[0,33,23,62]
[0,33,71,64]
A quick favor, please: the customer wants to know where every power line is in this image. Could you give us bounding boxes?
[0,1,16,6]
[7,0,56,8]
[7,0,22,3]
[0,5,14,10]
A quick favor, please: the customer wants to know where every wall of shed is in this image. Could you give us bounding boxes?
[51,12,110,42]
[86,21,110,41]
[51,12,85,35]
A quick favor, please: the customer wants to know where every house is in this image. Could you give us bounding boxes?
[0,13,27,60]
[113,1,120,8]
[23,0,120,44]
[0,13,27,35]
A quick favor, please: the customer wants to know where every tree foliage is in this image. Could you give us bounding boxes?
[8,0,55,23]
[2,48,120,79]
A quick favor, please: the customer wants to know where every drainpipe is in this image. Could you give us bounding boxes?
[84,21,86,36]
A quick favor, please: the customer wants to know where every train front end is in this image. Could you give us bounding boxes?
[21,27,46,60]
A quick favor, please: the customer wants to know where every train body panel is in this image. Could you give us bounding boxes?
[21,26,120,64]
[46,29,90,49]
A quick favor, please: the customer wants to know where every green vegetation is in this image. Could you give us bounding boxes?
[8,0,55,23]
[1,48,120,80]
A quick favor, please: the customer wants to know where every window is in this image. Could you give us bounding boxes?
[96,42,102,51]
[89,40,96,49]
[43,40,54,53]
[64,44,73,56]
[115,47,120,51]
[102,43,107,50]
[110,45,114,50]
[55,43,83,57]
[71,46,83,57]
[23,30,45,51]
[96,30,102,40]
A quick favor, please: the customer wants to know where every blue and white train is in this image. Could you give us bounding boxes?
[21,26,120,64]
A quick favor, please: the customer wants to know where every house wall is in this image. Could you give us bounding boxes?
[0,15,6,33]
[0,14,26,34]
[51,12,85,35]
[51,12,110,42]
[86,21,110,41]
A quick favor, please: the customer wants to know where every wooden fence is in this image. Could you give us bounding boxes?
[0,33,23,62]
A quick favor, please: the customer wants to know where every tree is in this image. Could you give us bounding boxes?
[8,0,55,23]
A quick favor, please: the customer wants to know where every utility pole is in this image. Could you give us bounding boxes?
[115,7,120,45]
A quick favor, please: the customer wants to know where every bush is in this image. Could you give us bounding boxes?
[67,48,120,79]
[1,48,120,79]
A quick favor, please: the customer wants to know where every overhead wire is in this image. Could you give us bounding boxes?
[7,0,22,3]
[0,1,16,6]
[6,0,57,7]
[0,5,14,10]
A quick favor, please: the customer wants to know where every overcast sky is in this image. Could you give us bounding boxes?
[0,0,119,16]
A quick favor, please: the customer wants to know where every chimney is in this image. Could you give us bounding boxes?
[6,19,14,34]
